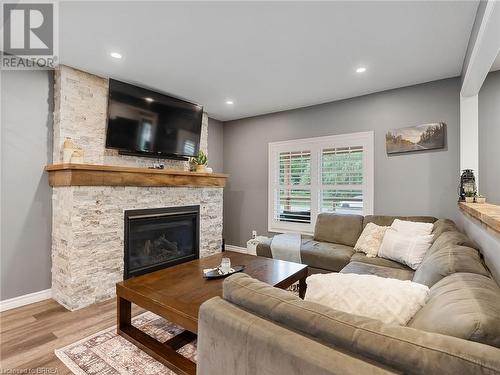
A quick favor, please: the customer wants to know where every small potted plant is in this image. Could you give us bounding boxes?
[475,194,486,204]
[465,191,475,203]
[193,150,208,173]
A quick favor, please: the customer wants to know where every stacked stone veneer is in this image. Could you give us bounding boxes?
[52,66,222,310]
[53,65,208,168]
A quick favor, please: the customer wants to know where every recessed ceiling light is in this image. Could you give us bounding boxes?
[145,97,154,102]
[110,52,122,59]
[356,67,367,73]
[225,100,234,105]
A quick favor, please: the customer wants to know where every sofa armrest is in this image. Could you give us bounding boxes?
[255,237,273,258]
[197,297,395,375]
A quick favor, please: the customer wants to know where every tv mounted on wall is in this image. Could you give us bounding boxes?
[106,79,203,160]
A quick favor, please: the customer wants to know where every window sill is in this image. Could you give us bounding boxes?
[458,202,500,234]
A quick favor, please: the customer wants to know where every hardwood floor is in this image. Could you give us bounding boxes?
[0,298,144,373]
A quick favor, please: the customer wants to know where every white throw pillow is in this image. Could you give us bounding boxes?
[354,223,389,257]
[378,228,433,269]
[391,219,433,236]
[305,273,429,325]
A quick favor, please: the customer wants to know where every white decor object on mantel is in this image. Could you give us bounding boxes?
[62,137,74,163]
[305,273,429,325]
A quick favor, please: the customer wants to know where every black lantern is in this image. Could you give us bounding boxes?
[458,169,476,201]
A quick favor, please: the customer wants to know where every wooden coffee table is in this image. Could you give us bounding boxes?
[116,251,308,375]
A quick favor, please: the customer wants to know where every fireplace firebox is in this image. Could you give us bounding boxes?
[124,206,200,279]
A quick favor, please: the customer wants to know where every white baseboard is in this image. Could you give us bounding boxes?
[225,244,248,254]
[0,289,52,312]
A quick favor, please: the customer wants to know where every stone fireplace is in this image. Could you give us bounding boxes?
[124,205,200,279]
[50,66,225,311]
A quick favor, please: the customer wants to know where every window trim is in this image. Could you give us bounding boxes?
[268,131,374,235]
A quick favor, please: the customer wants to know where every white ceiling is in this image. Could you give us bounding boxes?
[59,1,479,121]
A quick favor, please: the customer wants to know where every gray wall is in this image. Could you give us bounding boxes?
[479,70,500,204]
[1,70,53,300]
[223,78,461,246]
[208,117,224,173]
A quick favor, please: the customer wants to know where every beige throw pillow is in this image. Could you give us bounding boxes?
[354,223,389,257]
[378,228,433,270]
[391,219,433,236]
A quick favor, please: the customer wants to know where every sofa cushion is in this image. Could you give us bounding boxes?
[223,273,500,375]
[341,261,415,281]
[301,238,354,272]
[413,245,490,287]
[429,231,478,254]
[432,218,459,241]
[350,253,412,270]
[409,273,500,348]
[314,213,363,247]
[363,215,436,228]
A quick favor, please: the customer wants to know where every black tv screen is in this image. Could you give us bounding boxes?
[106,79,203,158]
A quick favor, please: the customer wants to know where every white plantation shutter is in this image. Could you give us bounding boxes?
[321,146,364,215]
[269,132,373,234]
[275,151,312,224]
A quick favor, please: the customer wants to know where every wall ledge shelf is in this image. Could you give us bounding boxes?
[458,202,500,234]
[46,163,228,188]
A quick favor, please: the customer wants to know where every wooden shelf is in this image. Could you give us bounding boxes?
[459,202,500,234]
[46,164,228,188]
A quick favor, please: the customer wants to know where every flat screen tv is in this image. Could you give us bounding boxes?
[106,79,203,159]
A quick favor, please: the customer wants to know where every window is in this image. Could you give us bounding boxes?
[268,132,373,234]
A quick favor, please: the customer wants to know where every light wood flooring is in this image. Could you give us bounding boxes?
[0,298,144,373]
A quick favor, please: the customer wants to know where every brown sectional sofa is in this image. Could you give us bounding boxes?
[197,214,500,374]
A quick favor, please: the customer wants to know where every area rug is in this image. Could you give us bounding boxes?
[55,312,196,375]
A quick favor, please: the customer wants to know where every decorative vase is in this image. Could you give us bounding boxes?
[475,197,486,203]
[195,164,207,173]
[63,137,74,149]
[63,137,75,163]
[71,149,84,164]
[465,196,474,203]
[63,148,74,163]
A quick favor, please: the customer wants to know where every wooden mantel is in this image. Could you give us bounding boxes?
[459,202,500,234]
[46,164,228,188]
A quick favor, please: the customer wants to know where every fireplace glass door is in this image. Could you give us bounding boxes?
[124,206,200,278]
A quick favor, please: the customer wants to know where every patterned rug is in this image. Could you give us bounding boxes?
[55,312,196,375]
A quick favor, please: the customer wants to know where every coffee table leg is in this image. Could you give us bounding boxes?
[298,277,306,299]
[116,295,196,375]
[117,296,132,330]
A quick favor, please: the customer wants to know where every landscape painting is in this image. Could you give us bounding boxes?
[386,122,446,154]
